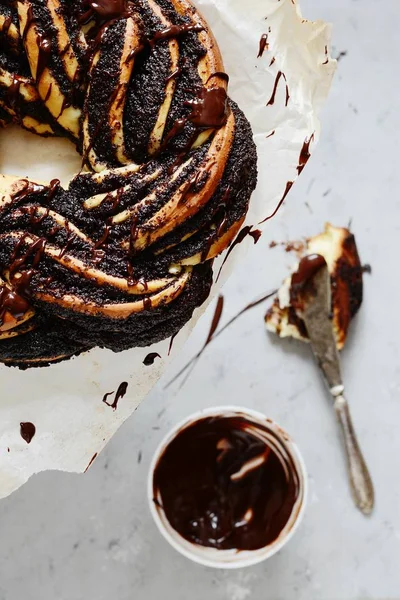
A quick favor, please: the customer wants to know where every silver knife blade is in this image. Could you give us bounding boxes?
[301,264,343,393]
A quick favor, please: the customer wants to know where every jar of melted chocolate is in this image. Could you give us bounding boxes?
[150,409,307,567]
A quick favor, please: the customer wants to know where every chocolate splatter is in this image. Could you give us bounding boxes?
[166,289,277,388]
[143,352,161,366]
[259,181,293,224]
[102,381,128,410]
[267,71,289,107]
[217,226,262,280]
[297,134,314,175]
[20,422,36,444]
[258,33,269,58]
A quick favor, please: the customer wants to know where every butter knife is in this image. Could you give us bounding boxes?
[297,259,374,515]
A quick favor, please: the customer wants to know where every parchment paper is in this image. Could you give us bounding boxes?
[0,0,336,499]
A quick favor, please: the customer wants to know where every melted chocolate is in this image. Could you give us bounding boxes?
[290,254,327,308]
[187,87,228,129]
[10,237,47,276]
[102,381,128,409]
[20,422,36,444]
[11,180,47,203]
[153,415,299,550]
[87,0,129,20]
[267,71,289,107]
[150,23,204,47]
[259,181,293,224]
[7,75,22,108]
[217,225,261,280]
[36,33,52,84]
[0,285,30,324]
[143,352,161,366]
[258,33,268,58]
[297,135,314,175]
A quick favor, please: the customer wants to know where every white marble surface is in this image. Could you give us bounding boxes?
[1,1,400,598]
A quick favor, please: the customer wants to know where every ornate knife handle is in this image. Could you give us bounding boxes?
[333,393,375,515]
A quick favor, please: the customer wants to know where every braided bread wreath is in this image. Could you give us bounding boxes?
[0,0,257,368]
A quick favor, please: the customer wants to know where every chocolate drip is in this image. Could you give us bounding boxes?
[0,285,30,324]
[267,71,289,107]
[217,225,261,280]
[10,237,47,275]
[20,422,36,444]
[87,0,129,20]
[259,181,293,224]
[36,33,52,84]
[167,290,277,388]
[258,33,268,58]
[7,75,22,108]
[153,415,299,551]
[187,86,228,129]
[297,135,314,175]
[11,180,47,203]
[150,23,204,47]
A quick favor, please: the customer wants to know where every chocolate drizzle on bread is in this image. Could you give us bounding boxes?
[0,0,257,368]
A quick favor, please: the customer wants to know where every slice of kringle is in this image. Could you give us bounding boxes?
[265,223,365,350]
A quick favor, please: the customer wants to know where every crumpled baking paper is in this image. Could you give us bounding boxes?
[0,0,336,499]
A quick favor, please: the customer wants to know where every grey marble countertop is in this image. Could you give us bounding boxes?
[1,1,399,599]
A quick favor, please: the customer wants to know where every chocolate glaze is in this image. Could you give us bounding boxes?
[36,33,52,85]
[20,421,36,444]
[102,381,128,409]
[143,352,161,365]
[258,34,268,58]
[88,0,129,20]
[0,285,30,325]
[153,415,299,550]
[150,23,204,47]
[187,86,228,129]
